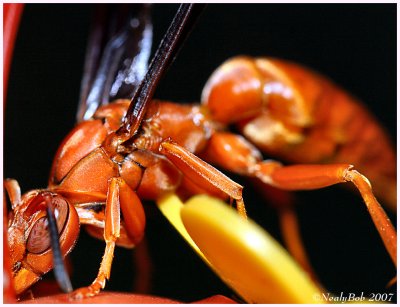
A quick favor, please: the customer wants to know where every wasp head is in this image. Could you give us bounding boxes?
[5,182,79,295]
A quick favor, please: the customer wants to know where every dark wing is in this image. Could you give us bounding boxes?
[76,4,152,122]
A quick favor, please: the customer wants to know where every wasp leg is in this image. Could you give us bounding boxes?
[280,205,322,284]
[3,186,17,302]
[258,163,397,268]
[70,177,145,300]
[4,178,21,210]
[253,180,319,282]
[200,132,318,281]
[159,139,247,218]
[75,206,135,249]
[202,132,397,268]
[252,181,319,282]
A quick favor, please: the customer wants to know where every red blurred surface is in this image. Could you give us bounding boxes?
[3,3,24,99]
[18,291,237,304]
[15,277,237,304]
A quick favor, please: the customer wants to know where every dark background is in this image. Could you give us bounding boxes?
[4,4,397,303]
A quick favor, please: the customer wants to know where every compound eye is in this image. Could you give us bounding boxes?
[26,216,51,254]
[26,196,69,254]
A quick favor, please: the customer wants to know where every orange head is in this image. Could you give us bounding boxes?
[6,189,80,295]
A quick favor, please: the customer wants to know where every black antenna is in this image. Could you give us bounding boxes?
[116,4,206,142]
[46,203,73,293]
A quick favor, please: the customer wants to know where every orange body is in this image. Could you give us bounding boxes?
[6,56,396,298]
[7,99,215,296]
[202,57,396,210]
[49,100,213,202]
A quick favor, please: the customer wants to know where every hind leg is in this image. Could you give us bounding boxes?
[201,132,397,267]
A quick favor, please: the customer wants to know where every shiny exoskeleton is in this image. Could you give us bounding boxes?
[6,55,397,299]
[5,4,396,301]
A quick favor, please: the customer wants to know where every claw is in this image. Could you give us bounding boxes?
[69,281,104,301]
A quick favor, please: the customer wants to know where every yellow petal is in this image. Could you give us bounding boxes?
[157,193,322,303]
[156,193,209,265]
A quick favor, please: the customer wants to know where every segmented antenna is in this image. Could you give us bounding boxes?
[116,4,206,142]
[46,203,73,293]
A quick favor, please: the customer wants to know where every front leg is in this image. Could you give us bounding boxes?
[159,139,247,218]
[71,177,145,300]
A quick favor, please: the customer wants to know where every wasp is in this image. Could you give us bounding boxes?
[3,3,396,304]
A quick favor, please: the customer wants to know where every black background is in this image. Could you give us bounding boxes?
[4,3,397,303]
